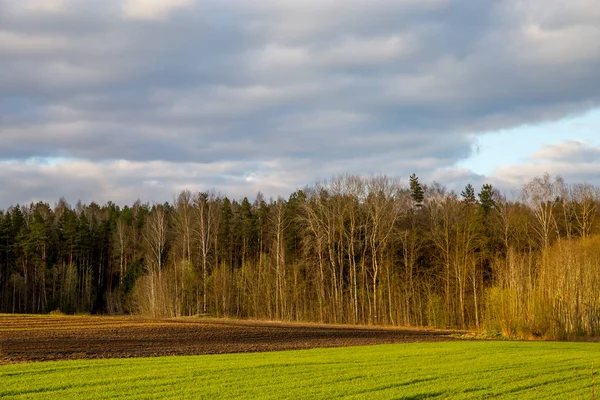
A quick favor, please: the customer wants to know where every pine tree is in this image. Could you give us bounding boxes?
[409,174,424,207]
[218,197,233,271]
[478,184,496,213]
[461,184,477,206]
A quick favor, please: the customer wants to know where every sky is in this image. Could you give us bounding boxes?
[1,0,599,208]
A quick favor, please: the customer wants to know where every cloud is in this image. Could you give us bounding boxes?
[121,0,195,20]
[531,141,600,162]
[1,0,600,206]
[14,0,71,13]
[253,35,415,71]
[0,158,282,207]
[429,167,486,189]
[491,141,600,189]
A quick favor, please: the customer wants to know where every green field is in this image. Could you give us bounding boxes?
[1,341,598,399]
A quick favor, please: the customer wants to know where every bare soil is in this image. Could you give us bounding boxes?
[0,315,462,364]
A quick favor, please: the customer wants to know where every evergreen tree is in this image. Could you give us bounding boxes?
[284,190,304,264]
[218,197,233,270]
[461,184,477,206]
[478,184,496,213]
[409,174,424,207]
[0,174,599,337]
[239,197,257,263]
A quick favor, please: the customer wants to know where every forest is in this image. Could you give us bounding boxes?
[1,173,599,339]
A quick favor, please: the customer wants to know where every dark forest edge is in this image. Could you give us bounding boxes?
[1,173,599,340]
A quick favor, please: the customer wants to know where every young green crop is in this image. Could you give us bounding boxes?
[1,341,598,399]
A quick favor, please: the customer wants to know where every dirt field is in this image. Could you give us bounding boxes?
[0,315,462,363]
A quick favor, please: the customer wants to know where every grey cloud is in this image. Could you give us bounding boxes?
[1,0,600,206]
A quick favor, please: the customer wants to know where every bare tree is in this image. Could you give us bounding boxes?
[114,218,128,286]
[364,176,401,324]
[173,190,194,316]
[143,204,168,317]
[300,186,328,322]
[522,173,564,249]
[195,191,220,315]
[570,183,599,238]
[270,197,287,319]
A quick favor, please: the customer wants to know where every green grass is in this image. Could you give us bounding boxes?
[1,341,598,399]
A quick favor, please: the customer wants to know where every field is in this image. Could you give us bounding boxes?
[1,315,598,399]
[0,314,458,363]
[1,341,598,399]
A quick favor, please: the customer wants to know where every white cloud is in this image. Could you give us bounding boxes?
[531,140,600,161]
[491,140,600,189]
[121,0,195,20]
[0,158,284,206]
[19,0,70,13]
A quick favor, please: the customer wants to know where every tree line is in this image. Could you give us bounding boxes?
[1,173,599,338]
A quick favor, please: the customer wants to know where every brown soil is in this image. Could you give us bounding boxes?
[0,315,462,364]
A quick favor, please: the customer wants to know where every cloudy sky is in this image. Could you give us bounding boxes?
[1,0,599,207]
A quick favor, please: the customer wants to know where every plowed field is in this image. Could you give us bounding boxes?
[0,315,460,363]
